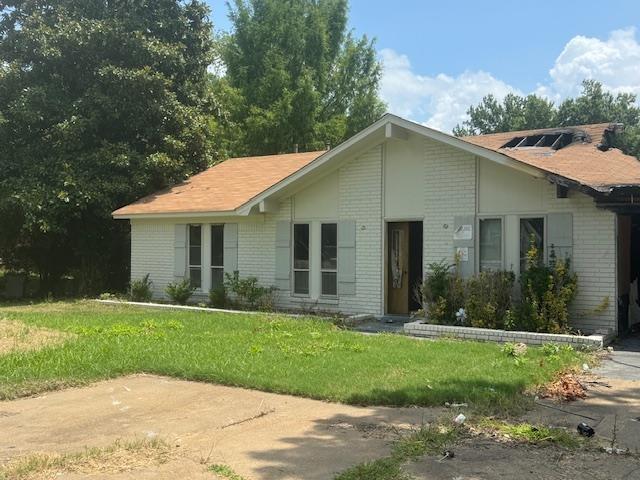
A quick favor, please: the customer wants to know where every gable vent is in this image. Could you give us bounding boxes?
[501,130,589,151]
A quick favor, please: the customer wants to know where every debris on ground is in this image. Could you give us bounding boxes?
[453,414,466,425]
[445,402,468,408]
[539,372,588,401]
[577,422,595,437]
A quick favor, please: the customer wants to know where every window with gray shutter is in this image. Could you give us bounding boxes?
[337,220,356,295]
[275,221,291,291]
[174,224,187,281]
[223,223,238,278]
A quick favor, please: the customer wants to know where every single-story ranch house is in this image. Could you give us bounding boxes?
[113,114,640,336]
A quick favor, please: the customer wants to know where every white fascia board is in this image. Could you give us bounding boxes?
[112,210,240,220]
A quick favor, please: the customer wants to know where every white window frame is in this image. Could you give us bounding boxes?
[477,216,505,273]
[320,222,338,298]
[292,222,311,297]
[188,224,203,290]
[518,215,547,274]
[210,224,224,290]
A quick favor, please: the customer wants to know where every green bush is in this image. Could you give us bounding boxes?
[130,274,153,302]
[464,271,515,329]
[516,242,578,333]
[165,279,195,305]
[417,260,465,324]
[224,272,276,311]
[208,284,228,309]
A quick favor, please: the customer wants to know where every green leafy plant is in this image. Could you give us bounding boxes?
[165,279,195,305]
[416,260,464,324]
[130,274,153,302]
[464,271,515,329]
[208,284,228,309]
[224,273,276,311]
[516,240,578,333]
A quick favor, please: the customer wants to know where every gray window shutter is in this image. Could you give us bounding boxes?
[453,215,475,278]
[174,224,187,280]
[224,223,239,276]
[547,213,573,262]
[338,220,356,295]
[275,221,291,291]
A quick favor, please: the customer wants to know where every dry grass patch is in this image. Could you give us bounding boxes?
[0,319,72,355]
[0,438,176,480]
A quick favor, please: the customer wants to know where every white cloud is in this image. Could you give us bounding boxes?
[379,49,520,132]
[548,27,640,97]
[380,28,640,132]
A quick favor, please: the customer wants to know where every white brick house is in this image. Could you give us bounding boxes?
[113,114,640,336]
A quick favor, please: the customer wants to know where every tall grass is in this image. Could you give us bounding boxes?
[0,301,585,414]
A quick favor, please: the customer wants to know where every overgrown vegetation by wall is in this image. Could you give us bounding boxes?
[417,242,579,334]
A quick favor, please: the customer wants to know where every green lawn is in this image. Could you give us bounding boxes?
[0,301,585,414]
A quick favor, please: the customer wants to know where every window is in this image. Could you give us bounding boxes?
[321,223,337,296]
[188,225,202,288]
[479,218,502,272]
[211,224,224,289]
[293,224,310,295]
[520,217,544,272]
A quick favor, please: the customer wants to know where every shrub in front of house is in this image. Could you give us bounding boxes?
[224,272,276,311]
[464,270,515,329]
[418,244,577,334]
[416,260,465,324]
[165,279,195,305]
[513,246,577,333]
[208,284,228,309]
[130,274,153,302]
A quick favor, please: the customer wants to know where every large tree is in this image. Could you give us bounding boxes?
[453,80,640,159]
[221,0,385,155]
[0,0,217,293]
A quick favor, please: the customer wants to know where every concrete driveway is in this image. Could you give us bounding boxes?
[598,334,640,382]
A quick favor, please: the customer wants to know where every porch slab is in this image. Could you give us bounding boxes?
[403,321,610,348]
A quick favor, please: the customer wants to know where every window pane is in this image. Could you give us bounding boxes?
[211,267,224,290]
[321,223,337,270]
[520,217,544,271]
[189,225,202,246]
[294,224,309,270]
[189,267,201,288]
[322,271,337,296]
[189,246,201,266]
[479,218,502,272]
[211,225,224,267]
[294,271,309,295]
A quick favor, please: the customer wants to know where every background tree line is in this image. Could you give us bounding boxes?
[0,0,638,296]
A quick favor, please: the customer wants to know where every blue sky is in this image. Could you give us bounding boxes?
[207,0,640,131]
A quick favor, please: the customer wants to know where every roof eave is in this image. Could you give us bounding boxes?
[112,209,240,220]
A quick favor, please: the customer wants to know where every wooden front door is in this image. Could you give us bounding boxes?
[388,222,410,314]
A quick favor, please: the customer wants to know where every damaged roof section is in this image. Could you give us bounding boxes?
[463,123,640,194]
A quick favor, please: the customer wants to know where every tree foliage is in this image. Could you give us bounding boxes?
[221,0,385,155]
[453,80,640,159]
[0,0,217,293]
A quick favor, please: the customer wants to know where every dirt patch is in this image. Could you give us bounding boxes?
[1,438,176,480]
[0,319,72,355]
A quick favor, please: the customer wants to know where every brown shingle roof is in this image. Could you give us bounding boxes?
[462,123,640,190]
[113,151,324,216]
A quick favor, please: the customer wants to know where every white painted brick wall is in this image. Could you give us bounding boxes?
[338,145,384,316]
[130,220,174,299]
[542,184,617,332]
[423,138,477,265]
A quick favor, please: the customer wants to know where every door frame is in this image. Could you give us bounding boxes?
[384,218,424,315]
